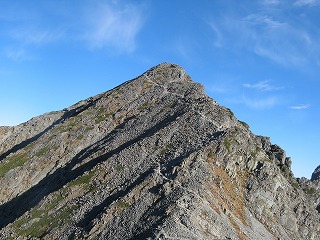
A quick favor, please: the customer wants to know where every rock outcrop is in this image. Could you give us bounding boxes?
[311,166,320,181]
[0,63,319,239]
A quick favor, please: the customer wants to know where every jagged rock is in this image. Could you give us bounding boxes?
[311,165,320,181]
[270,144,287,165]
[257,135,271,152]
[0,63,319,239]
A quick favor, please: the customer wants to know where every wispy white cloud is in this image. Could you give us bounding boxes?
[5,48,33,61]
[0,4,66,61]
[254,46,307,66]
[207,22,223,48]
[243,16,292,66]
[294,0,319,7]
[262,0,281,5]
[244,14,288,29]
[84,3,144,52]
[10,28,64,45]
[0,1,146,59]
[289,104,311,109]
[243,80,283,92]
[207,4,320,69]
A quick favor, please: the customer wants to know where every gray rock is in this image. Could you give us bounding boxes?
[0,63,319,239]
[311,165,320,181]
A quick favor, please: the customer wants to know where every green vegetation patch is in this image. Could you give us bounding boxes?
[143,80,153,89]
[68,171,95,188]
[114,87,124,95]
[138,102,149,111]
[116,200,130,209]
[226,108,234,118]
[224,139,231,154]
[250,151,257,158]
[12,189,75,238]
[207,151,214,159]
[304,186,317,195]
[84,126,94,132]
[239,120,249,129]
[95,108,114,124]
[47,188,67,210]
[53,125,69,133]
[115,164,124,173]
[35,146,49,157]
[68,115,81,127]
[53,115,82,134]
[280,164,292,178]
[14,205,77,238]
[159,144,173,156]
[77,134,84,140]
[25,142,36,151]
[0,152,29,178]
[291,182,299,189]
[207,150,216,164]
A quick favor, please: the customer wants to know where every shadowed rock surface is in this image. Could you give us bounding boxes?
[0,63,319,239]
[311,166,320,181]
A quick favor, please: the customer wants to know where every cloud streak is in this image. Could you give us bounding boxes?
[294,0,319,7]
[243,80,283,92]
[262,0,281,5]
[5,48,33,61]
[10,28,64,45]
[208,22,223,48]
[207,3,320,69]
[84,3,144,52]
[242,13,310,67]
[0,1,146,59]
[244,14,288,29]
[289,104,311,109]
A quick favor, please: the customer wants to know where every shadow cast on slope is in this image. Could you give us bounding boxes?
[78,130,225,237]
[0,98,101,162]
[0,109,187,229]
[77,149,199,238]
[129,131,225,239]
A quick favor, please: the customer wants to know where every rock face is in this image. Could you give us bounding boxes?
[311,166,320,181]
[0,63,319,239]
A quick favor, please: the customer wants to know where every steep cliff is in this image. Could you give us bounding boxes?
[0,63,319,239]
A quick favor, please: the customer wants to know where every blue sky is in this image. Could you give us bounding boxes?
[0,0,319,178]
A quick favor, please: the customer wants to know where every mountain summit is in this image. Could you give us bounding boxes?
[0,63,319,239]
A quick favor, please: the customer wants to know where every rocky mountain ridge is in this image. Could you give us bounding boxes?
[0,63,319,239]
